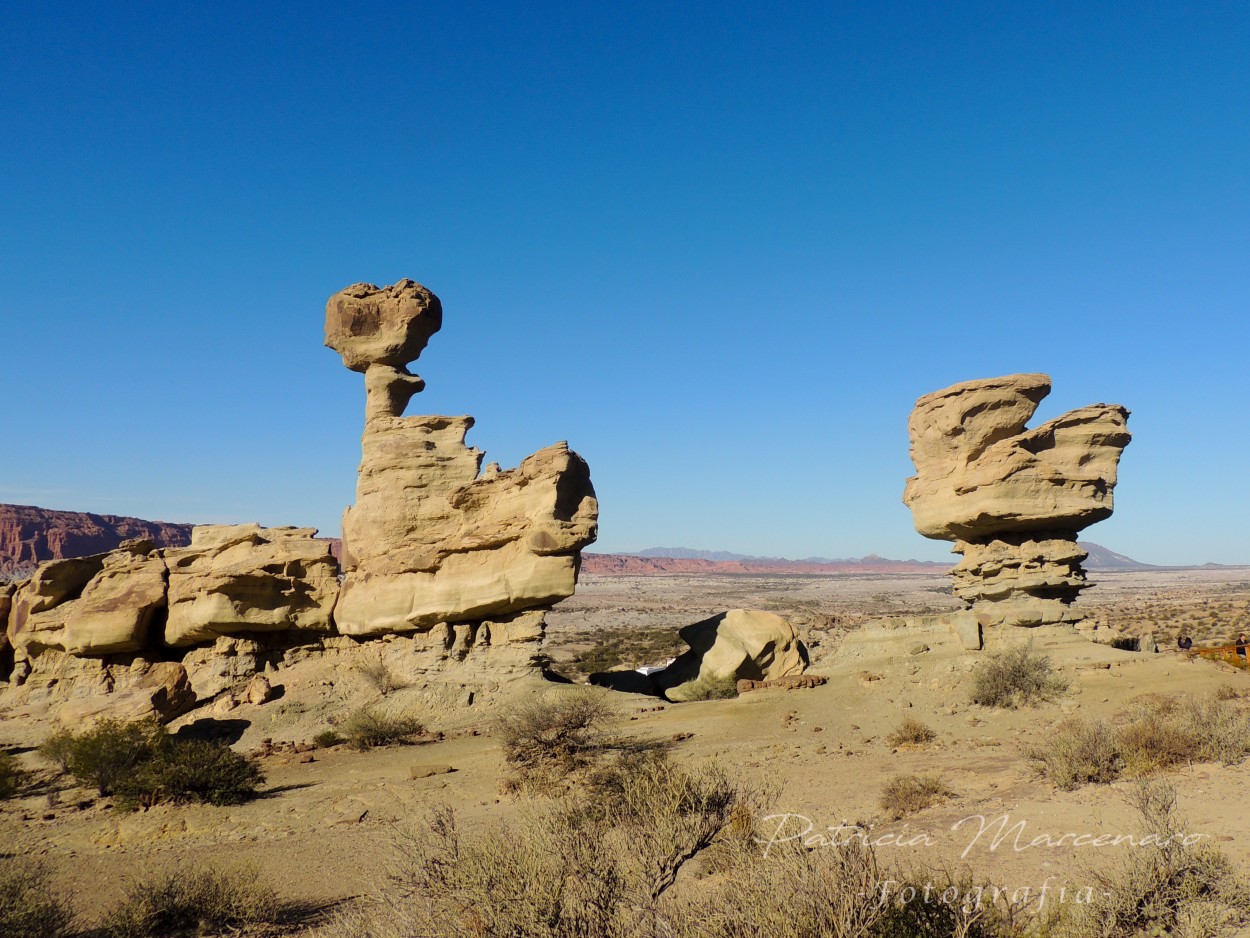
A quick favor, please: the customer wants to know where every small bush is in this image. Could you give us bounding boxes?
[313,730,343,749]
[497,693,619,791]
[340,706,425,751]
[0,751,28,800]
[879,774,954,819]
[103,864,278,938]
[678,674,740,701]
[1030,695,1250,790]
[1028,719,1122,790]
[1215,683,1241,701]
[355,659,411,697]
[969,643,1068,708]
[886,716,936,747]
[40,718,262,810]
[1060,781,1250,937]
[0,856,74,938]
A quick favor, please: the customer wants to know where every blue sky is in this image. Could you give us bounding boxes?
[2,2,1246,564]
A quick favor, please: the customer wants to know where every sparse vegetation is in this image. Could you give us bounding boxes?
[1058,781,1250,937]
[497,692,621,791]
[676,673,740,700]
[313,729,344,749]
[560,626,685,677]
[0,856,74,938]
[0,563,37,585]
[102,864,279,938]
[355,658,411,697]
[339,706,426,751]
[1030,694,1250,790]
[0,751,28,800]
[969,642,1068,708]
[886,715,936,746]
[39,718,262,810]
[878,773,955,819]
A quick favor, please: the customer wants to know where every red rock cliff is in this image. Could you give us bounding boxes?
[0,504,194,576]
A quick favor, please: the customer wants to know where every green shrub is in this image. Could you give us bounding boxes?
[969,643,1068,708]
[313,729,343,749]
[39,718,262,810]
[0,751,28,800]
[103,864,278,938]
[678,674,740,701]
[879,774,954,819]
[0,856,74,937]
[886,716,936,747]
[340,706,425,751]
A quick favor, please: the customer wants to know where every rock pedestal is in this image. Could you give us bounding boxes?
[903,373,1130,630]
[326,280,598,649]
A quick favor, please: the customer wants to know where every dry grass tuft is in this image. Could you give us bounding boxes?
[0,856,74,938]
[886,715,936,747]
[102,864,279,938]
[879,773,955,819]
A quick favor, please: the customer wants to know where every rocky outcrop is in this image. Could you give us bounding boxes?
[652,609,809,701]
[0,504,192,577]
[327,280,598,645]
[903,374,1130,629]
[164,525,339,646]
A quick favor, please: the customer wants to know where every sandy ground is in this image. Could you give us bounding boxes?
[4,566,1250,933]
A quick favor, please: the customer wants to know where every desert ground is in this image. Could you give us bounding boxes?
[5,566,1250,934]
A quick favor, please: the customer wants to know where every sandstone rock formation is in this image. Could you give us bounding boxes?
[0,503,192,577]
[326,280,598,646]
[903,373,1130,629]
[1,276,599,722]
[652,609,809,702]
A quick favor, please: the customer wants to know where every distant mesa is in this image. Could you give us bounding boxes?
[0,504,192,577]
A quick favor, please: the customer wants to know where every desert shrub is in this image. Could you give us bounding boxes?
[355,659,411,697]
[497,692,627,791]
[0,856,73,938]
[1215,683,1241,701]
[562,626,685,677]
[969,642,1068,708]
[677,673,740,701]
[1058,781,1250,937]
[40,718,163,795]
[321,752,747,938]
[886,715,936,747]
[313,729,343,749]
[103,864,279,938]
[340,706,426,751]
[40,718,262,809]
[1032,695,1250,790]
[1029,718,1122,790]
[0,751,28,800]
[879,774,954,820]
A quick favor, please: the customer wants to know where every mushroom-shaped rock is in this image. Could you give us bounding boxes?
[324,279,443,372]
[903,373,1131,630]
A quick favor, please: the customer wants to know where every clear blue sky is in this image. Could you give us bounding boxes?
[2,2,1246,564]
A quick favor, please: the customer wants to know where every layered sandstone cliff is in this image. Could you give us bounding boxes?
[903,373,1130,630]
[0,504,192,577]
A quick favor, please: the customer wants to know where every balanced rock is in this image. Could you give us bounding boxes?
[903,374,1130,629]
[328,280,598,642]
[652,609,809,702]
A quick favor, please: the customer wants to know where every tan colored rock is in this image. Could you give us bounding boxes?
[8,543,165,657]
[736,674,828,693]
[653,609,809,702]
[164,524,339,647]
[329,280,598,642]
[903,374,1131,631]
[325,279,443,373]
[55,661,194,725]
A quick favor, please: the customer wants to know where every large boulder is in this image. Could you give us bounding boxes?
[7,542,165,657]
[903,374,1131,630]
[652,609,809,702]
[164,525,340,647]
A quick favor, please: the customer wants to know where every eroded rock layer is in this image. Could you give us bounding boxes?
[903,373,1130,629]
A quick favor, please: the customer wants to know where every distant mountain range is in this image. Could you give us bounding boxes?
[583,542,1213,576]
